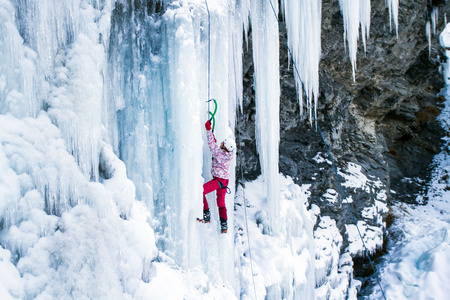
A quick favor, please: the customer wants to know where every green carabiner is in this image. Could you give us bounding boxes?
[208,98,217,131]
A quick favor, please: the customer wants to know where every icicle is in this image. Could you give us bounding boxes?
[360,0,371,54]
[282,0,321,122]
[431,7,439,36]
[234,0,251,114]
[251,0,281,234]
[339,0,360,81]
[426,20,432,57]
[385,0,399,37]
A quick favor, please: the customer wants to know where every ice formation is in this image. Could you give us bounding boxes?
[281,0,321,120]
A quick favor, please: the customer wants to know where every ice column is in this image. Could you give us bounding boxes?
[164,5,204,267]
[282,0,321,121]
[251,0,280,234]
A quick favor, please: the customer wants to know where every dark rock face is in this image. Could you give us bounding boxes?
[236,0,449,286]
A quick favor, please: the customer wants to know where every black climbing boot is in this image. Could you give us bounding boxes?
[220,218,227,233]
[197,209,211,223]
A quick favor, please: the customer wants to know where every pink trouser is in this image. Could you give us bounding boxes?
[203,177,229,220]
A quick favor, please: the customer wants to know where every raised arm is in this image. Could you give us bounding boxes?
[205,121,221,156]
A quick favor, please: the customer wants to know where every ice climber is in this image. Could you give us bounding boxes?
[199,119,236,233]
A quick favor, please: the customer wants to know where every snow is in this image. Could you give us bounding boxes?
[0,246,22,299]
[332,161,388,258]
[346,221,383,257]
[313,152,332,165]
[338,162,386,199]
[322,189,339,204]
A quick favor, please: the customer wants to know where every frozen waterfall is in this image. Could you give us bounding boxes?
[0,0,401,298]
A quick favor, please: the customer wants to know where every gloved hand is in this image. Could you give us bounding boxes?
[205,120,212,130]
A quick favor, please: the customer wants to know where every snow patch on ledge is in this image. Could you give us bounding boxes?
[345,221,383,257]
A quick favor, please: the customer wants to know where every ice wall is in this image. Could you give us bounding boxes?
[107,1,242,291]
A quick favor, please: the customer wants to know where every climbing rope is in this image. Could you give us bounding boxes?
[204,0,217,134]
[237,123,258,300]
[205,0,211,115]
[203,7,255,298]
[266,0,388,299]
[242,182,258,300]
[232,28,258,298]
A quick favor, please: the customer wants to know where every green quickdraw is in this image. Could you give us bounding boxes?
[207,98,217,131]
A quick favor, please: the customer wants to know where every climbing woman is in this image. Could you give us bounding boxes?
[198,119,236,233]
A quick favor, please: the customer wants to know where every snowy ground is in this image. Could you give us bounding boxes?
[367,86,450,300]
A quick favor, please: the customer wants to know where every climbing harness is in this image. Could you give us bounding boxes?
[266,0,387,299]
[215,178,232,194]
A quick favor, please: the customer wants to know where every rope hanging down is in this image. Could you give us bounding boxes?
[205,0,211,115]
[266,0,387,299]
[231,27,258,299]
[204,2,257,298]
[205,0,217,133]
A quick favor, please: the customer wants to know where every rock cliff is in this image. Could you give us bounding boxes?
[236,0,450,286]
